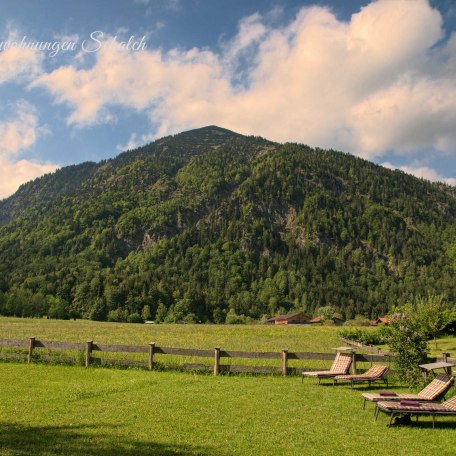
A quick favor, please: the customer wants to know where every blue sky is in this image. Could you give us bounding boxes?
[1,0,456,198]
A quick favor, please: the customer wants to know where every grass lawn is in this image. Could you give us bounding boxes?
[1,363,456,456]
[1,317,455,455]
[0,317,344,351]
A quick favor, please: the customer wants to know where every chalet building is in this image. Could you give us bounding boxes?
[370,317,390,326]
[266,312,310,325]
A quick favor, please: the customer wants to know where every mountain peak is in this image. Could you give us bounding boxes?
[174,125,243,139]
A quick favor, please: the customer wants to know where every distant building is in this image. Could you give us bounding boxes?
[370,317,390,326]
[266,312,310,325]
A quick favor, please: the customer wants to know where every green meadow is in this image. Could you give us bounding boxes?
[1,317,456,455]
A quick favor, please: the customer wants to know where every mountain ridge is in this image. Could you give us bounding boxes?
[0,126,454,322]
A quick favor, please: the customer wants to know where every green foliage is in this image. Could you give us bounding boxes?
[387,312,429,387]
[398,294,452,349]
[47,296,69,320]
[154,301,167,323]
[107,308,128,322]
[314,305,338,321]
[141,304,152,321]
[450,241,456,271]
[338,328,386,346]
[127,312,144,324]
[343,315,372,326]
[225,309,251,324]
[0,127,455,323]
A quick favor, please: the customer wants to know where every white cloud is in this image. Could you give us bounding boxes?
[0,157,58,199]
[29,0,456,164]
[0,101,58,199]
[382,162,456,186]
[0,30,43,84]
[0,100,39,156]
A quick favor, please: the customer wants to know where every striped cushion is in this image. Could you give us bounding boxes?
[329,353,352,374]
[418,374,454,400]
[302,352,352,377]
[303,371,348,377]
[377,400,456,413]
[363,373,453,403]
[336,364,387,380]
[363,392,423,401]
[443,396,456,411]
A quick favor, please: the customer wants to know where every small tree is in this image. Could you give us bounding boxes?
[388,311,428,387]
[413,294,451,349]
[141,304,152,322]
[154,301,167,323]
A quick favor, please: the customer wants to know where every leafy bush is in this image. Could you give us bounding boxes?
[388,312,428,387]
[225,309,252,324]
[127,312,144,324]
[343,315,371,327]
[338,328,387,346]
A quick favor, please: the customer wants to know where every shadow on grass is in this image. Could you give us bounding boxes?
[0,422,222,455]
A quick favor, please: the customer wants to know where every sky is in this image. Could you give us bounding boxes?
[1,0,456,199]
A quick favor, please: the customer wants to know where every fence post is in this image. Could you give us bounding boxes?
[442,352,452,375]
[148,342,155,370]
[27,336,36,363]
[214,346,220,376]
[85,340,93,367]
[282,348,288,376]
[351,350,357,374]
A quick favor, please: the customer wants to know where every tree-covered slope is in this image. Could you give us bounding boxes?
[0,162,99,225]
[0,126,455,322]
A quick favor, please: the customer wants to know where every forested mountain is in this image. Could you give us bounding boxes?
[0,126,455,323]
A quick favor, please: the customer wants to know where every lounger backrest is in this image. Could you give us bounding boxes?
[418,374,454,400]
[443,395,456,411]
[330,352,352,373]
[363,364,388,378]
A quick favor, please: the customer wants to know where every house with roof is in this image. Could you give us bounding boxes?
[370,317,390,326]
[266,312,310,325]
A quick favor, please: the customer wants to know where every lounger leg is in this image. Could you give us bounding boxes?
[432,415,435,428]
[375,406,380,420]
[363,398,366,410]
[388,413,395,427]
[301,374,304,384]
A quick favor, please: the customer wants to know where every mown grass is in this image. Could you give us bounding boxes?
[1,362,455,456]
[2,317,453,373]
[0,317,343,350]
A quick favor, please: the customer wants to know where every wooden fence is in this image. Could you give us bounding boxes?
[0,336,403,376]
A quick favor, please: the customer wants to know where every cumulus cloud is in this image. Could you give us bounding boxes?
[382,162,456,186]
[0,30,42,84]
[30,0,456,171]
[0,157,58,199]
[0,101,58,199]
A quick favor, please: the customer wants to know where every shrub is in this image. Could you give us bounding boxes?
[225,309,250,324]
[338,328,385,346]
[127,312,144,324]
[388,312,428,387]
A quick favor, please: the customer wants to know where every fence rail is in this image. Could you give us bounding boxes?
[1,337,449,377]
